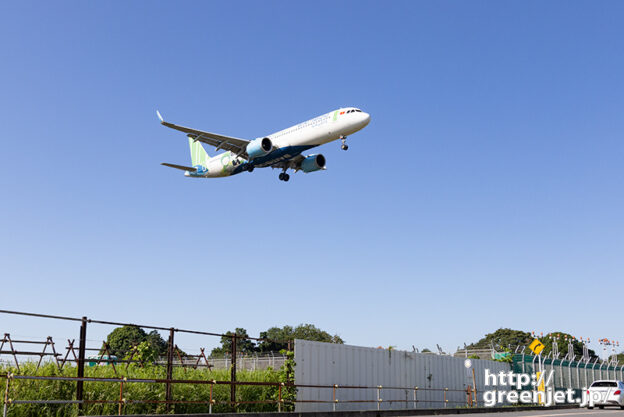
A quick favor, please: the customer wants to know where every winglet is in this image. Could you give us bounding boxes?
[156,110,164,123]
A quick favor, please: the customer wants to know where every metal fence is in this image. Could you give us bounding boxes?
[513,353,624,393]
[0,333,285,373]
[0,309,293,416]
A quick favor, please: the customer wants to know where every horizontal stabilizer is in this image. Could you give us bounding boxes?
[161,162,197,172]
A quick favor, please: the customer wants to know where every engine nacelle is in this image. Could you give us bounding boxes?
[300,154,326,173]
[246,137,273,159]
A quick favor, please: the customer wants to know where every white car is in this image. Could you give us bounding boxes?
[587,380,624,409]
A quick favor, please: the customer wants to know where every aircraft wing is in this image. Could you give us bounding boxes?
[268,154,306,171]
[157,111,251,158]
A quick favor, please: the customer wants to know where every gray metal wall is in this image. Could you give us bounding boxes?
[294,340,511,412]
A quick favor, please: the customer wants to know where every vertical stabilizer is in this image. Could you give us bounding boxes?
[189,136,210,167]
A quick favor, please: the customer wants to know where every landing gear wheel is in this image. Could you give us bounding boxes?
[279,173,285,181]
[598,406,604,409]
[340,135,348,151]
[283,174,290,182]
[247,164,254,173]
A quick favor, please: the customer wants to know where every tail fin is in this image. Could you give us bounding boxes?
[189,136,210,167]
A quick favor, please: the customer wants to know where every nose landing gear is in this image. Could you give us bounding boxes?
[278,172,290,182]
[340,136,349,151]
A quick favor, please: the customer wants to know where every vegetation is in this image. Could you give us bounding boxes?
[538,332,597,360]
[467,328,598,360]
[209,324,344,356]
[467,328,532,350]
[103,326,167,358]
[210,328,257,356]
[257,324,344,352]
[1,360,286,417]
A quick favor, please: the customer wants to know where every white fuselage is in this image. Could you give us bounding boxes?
[195,108,370,177]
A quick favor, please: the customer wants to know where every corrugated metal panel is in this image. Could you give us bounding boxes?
[295,340,511,412]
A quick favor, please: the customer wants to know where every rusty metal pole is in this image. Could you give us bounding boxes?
[230,334,237,411]
[76,317,87,414]
[472,368,477,407]
[3,374,11,417]
[118,380,124,416]
[165,328,174,412]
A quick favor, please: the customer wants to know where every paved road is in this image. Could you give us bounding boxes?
[445,408,624,417]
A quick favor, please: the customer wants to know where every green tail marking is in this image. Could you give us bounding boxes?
[188,137,209,167]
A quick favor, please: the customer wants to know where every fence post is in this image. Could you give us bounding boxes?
[377,385,382,410]
[278,383,282,412]
[118,379,124,416]
[444,388,448,408]
[230,334,237,411]
[76,316,87,414]
[3,374,11,417]
[472,368,477,407]
[333,384,337,412]
[209,380,214,414]
[165,328,175,412]
[413,387,418,408]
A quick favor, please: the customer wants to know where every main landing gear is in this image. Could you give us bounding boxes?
[340,136,349,151]
[246,163,254,172]
[278,172,290,182]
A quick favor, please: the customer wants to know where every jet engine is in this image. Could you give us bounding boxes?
[300,154,326,173]
[246,137,273,159]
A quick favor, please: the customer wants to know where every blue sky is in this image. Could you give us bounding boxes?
[1,1,623,356]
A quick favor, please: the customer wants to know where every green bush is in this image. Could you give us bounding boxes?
[1,361,284,416]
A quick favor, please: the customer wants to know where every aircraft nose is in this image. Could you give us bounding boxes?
[362,112,371,126]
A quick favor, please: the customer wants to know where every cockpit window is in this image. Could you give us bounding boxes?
[355,109,362,112]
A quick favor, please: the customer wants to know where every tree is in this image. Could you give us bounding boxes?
[257,324,344,352]
[210,328,256,357]
[146,330,167,355]
[467,328,532,350]
[467,328,598,360]
[539,332,597,360]
[104,326,168,358]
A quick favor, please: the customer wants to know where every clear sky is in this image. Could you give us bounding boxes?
[1,1,623,357]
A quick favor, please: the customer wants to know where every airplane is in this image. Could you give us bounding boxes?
[158,107,370,182]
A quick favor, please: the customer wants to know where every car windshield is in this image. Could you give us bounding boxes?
[591,381,617,387]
